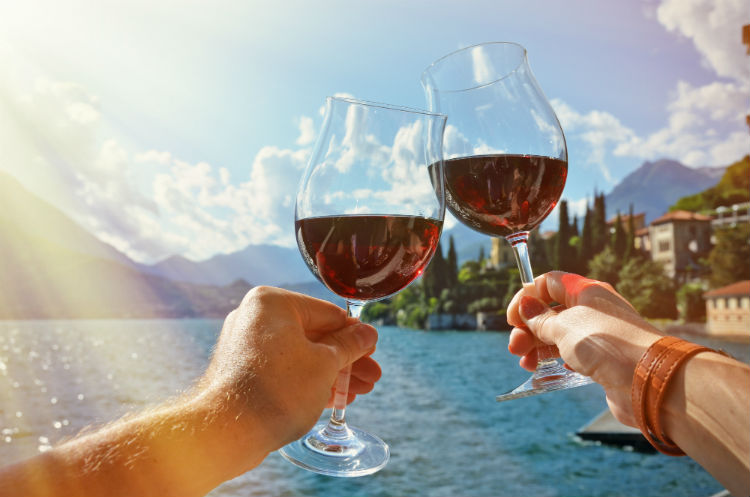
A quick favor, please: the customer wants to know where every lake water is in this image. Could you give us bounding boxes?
[1,320,745,496]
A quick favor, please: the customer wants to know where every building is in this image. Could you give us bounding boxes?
[712,202,750,229]
[607,212,646,235]
[704,280,750,339]
[648,210,713,281]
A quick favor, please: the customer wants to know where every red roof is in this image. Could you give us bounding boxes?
[635,227,649,236]
[704,280,750,298]
[650,210,713,226]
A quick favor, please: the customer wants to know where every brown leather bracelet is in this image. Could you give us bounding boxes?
[631,336,714,456]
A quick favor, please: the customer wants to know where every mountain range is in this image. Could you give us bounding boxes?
[605,158,725,223]
[0,157,730,318]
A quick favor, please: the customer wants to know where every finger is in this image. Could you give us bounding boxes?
[540,272,633,311]
[317,322,378,369]
[517,295,560,346]
[285,289,349,334]
[347,375,375,395]
[508,326,536,356]
[350,355,382,384]
[518,350,538,371]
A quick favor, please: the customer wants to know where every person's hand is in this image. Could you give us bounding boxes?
[198,286,381,462]
[506,271,662,426]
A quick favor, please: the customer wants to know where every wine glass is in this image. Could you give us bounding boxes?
[278,96,447,476]
[421,42,593,402]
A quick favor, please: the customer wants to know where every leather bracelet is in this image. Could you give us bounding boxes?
[631,336,714,456]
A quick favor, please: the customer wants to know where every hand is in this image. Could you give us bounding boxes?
[199,286,381,459]
[506,271,661,426]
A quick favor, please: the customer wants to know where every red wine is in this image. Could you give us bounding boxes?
[441,154,567,237]
[296,215,442,301]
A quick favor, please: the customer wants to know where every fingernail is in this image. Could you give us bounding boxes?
[520,296,547,320]
[355,324,378,350]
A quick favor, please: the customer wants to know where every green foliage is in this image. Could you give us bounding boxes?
[458,260,481,283]
[361,301,391,322]
[676,282,706,323]
[707,225,750,289]
[612,211,627,259]
[587,246,622,286]
[617,256,677,319]
[671,155,750,212]
[467,297,504,313]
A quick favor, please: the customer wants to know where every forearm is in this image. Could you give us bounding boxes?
[663,352,750,496]
[0,389,268,497]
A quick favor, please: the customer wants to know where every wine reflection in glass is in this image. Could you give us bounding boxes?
[278,96,447,476]
[422,42,594,402]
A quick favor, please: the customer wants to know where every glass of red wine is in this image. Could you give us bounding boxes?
[421,42,593,401]
[278,96,447,476]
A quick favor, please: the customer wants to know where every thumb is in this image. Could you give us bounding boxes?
[317,322,378,369]
[518,295,557,345]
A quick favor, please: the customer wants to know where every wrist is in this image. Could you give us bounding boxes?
[183,384,275,480]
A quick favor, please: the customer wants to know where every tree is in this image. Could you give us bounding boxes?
[529,229,551,273]
[446,235,459,287]
[707,225,750,288]
[579,205,594,273]
[592,191,608,253]
[422,241,447,299]
[612,211,627,259]
[587,246,622,287]
[677,282,707,323]
[555,199,576,271]
[617,256,677,319]
[624,203,636,262]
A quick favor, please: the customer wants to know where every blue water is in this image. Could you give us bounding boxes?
[0,320,739,496]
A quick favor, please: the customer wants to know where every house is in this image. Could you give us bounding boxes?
[607,212,646,234]
[648,210,713,281]
[704,280,750,339]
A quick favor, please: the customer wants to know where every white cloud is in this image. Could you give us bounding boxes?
[295,116,315,146]
[0,43,314,262]
[551,99,635,183]
[657,0,750,83]
[613,80,749,166]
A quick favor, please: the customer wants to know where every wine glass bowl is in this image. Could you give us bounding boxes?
[279,96,447,476]
[422,42,593,401]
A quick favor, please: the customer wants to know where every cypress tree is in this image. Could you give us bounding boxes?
[592,191,608,254]
[612,211,627,259]
[624,203,636,261]
[579,203,594,274]
[423,241,446,299]
[555,200,573,271]
[447,235,459,286]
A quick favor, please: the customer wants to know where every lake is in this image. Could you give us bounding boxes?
[1,320,743,496]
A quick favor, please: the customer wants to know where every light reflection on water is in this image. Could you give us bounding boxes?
[1,320,741,497]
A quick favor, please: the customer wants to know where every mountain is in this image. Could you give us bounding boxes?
[139,244,314,287]
[0,172,136,267]
[0,172,251,318]
[605,159,725,223]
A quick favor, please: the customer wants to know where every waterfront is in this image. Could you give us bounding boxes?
[2,320,744,496]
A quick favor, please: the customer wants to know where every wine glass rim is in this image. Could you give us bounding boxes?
[327,96,446,118]
[421,41,528,93]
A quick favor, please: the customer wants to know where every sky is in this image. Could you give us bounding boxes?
[0,0,748,264]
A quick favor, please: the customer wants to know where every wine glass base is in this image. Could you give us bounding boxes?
[496,363,594,402]
[278,421,390,477]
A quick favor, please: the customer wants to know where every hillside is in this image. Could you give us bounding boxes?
[670,155,750,212]
[0,173,251,318]
[605,158,724,223]
[0,172,135,266]
[140,243,314,287]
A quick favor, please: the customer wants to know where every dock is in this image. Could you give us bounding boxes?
[576,410,655,453]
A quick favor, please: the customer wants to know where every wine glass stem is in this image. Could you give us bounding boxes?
[327,301,363,429]
[507,232,556,366]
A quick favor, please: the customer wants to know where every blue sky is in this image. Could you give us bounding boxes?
[1,0,748,263]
